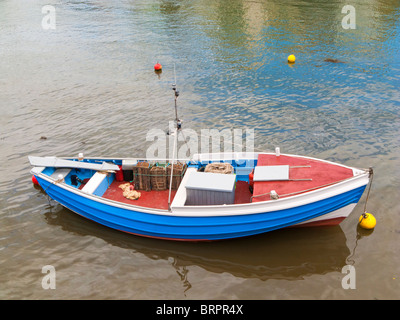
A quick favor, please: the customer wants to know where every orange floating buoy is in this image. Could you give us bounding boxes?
[32,175,39,185]
[154,62,162,71]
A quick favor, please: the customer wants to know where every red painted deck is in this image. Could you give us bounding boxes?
[102,181,176,210]
[102,179,252,210]
[252,154,354,202]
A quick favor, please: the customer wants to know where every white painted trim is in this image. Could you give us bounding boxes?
[294,203,357,225]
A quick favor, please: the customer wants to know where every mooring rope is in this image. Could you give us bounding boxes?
[360,167,374,221]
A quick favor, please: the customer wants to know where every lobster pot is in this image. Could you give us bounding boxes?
[134,162,151,191]
[150,166,167,191]
[204,163,233,174]
[167,163,187,190]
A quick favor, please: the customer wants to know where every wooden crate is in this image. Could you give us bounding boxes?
[150,166,167,191]
[133,162,151,191]
[166,162,187,190]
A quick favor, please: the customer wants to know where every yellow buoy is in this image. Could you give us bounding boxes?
[288,54,296,63]
[359,213,376,230]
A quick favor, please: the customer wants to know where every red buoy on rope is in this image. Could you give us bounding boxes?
[32,175,39,185]
[154,62,162,71]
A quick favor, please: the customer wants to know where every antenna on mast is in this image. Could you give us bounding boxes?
[172,63,181,130]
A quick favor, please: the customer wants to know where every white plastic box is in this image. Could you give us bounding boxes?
[185,172,236,206]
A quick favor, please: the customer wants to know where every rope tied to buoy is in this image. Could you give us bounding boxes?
[42,174,65,193]
[359,167,376,229]
[362,167,374,217]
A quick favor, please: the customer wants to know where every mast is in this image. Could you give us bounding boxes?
[168,66,181,210]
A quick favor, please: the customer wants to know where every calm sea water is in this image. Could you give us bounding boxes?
[1,0,399,300]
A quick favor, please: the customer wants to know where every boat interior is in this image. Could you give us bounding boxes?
[37,153,356,210]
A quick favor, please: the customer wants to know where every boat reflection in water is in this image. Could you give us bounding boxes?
[44,205,350,282]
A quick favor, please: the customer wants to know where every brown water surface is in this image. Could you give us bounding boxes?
[0,0,399,299]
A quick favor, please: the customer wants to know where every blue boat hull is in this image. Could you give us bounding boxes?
[37,176,366,241]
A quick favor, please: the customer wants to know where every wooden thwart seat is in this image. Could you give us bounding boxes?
[82,171,109,196]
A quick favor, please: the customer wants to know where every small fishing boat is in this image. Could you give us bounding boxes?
[29,83,372,241]
[29,151,371,241]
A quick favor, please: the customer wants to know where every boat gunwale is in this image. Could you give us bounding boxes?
[48,152,368,175]
[30,156,369,217]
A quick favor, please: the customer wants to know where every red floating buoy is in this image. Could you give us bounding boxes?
[32,175,39,186]
[154,62,162,71]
